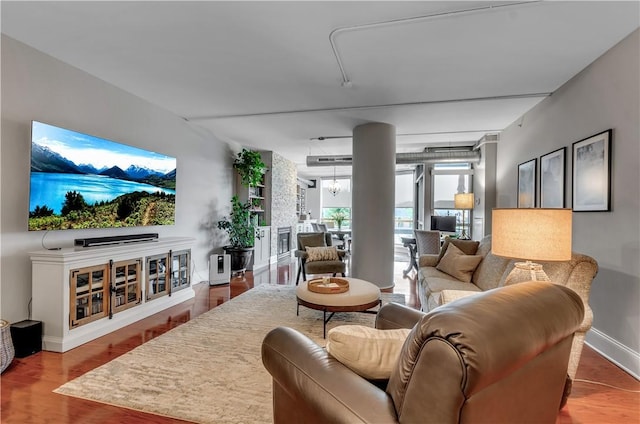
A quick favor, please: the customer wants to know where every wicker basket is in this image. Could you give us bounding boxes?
[307,277,349,294]
[0,319,14,373]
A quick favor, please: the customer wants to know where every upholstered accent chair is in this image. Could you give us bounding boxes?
[295,232,346,285]
[262,282,584,423]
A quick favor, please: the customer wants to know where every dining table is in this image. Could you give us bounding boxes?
[400,236,418,277]
[328,229,351,240]
[328,229,352,251]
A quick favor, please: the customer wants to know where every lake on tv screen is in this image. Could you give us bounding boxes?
[30,172,176,215]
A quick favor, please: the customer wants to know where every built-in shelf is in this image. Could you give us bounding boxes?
[296,184,306,217]
[237,171,269,223]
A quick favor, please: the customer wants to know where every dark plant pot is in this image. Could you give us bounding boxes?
[224,246,254,274]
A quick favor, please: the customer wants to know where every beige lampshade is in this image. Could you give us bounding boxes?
[492,208,572,262]
[454,193,474,209]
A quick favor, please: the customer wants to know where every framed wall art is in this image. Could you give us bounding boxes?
[540,147,566,208]
[572,129,612,212]
[517,158,537,208]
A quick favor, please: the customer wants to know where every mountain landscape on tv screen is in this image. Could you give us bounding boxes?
[29,122,177,231]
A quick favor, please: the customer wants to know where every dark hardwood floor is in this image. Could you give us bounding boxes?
[1,258,638,423]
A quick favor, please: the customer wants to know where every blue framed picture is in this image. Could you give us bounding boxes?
[572,129,612,212]
[540,147,566,208]
[517,158,537,208]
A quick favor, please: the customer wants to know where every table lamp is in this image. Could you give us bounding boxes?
[492,208,572,284]
[454,193,474,240]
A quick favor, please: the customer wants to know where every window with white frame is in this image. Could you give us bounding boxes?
[321,177,352,228]
[395,171,415,239]
[432,163,473,234]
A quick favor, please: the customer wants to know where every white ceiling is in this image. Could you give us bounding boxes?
[2,1,638,178]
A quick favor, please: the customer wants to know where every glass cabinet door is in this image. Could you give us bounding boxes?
[112,258,142,313]
[70,264,108,328]
[170,249,191,293]
[146,254,170,301]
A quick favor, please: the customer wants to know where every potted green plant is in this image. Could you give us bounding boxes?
[217,195,259,274]
[233,148,266,187]
[217,149,267,274]
[330,208,349,230]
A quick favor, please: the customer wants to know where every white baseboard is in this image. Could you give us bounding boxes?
[585,328,640,380]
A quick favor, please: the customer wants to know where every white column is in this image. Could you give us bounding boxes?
[351,122,396,289]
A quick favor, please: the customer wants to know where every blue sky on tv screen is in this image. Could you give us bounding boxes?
[32,121,176,173]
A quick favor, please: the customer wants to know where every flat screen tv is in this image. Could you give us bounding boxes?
[430,215,457,233]
[29,121,176,231]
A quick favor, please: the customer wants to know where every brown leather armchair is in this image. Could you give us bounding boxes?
[262,282,584,424]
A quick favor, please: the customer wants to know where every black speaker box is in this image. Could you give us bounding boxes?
[10,320,42,358]
[74,233,158,247]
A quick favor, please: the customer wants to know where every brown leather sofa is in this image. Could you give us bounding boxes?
[262,282,584,424]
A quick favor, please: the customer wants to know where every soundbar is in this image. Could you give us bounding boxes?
[74,233,159,248]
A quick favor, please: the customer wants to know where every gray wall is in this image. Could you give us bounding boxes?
[472,142,497,240]
[1,36,235,322]
[305,184,321,221]
[497,30,639,376]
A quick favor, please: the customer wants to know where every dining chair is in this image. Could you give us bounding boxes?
[414,229,441,255]
[318,223,344,249]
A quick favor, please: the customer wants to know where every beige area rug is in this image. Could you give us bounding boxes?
[54,284,405,424]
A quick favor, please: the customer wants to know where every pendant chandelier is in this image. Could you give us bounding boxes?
[328,167,341,196]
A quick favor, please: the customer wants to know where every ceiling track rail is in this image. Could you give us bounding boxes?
[329,1,542,87]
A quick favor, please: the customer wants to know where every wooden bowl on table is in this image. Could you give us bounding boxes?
[307,277,349,294]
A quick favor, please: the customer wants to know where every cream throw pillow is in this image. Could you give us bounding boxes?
[436,243,483,283]
[306,246,339,262]
[326,325,411,380]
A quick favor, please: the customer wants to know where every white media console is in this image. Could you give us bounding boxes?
[30,237,195,352]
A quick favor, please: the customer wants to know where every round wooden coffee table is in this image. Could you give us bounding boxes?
[296,277,381,338]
